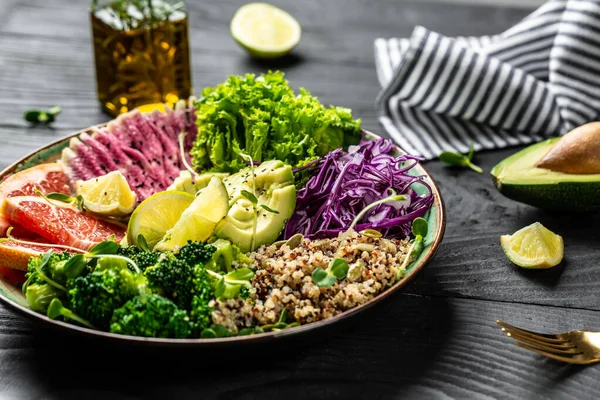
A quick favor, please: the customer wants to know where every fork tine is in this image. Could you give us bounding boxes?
[496,320,568,343]
[514,342,588,364]
[502,329,578,350]
[509,335,582,356]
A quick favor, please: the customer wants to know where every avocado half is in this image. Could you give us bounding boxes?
[491,138,600,212]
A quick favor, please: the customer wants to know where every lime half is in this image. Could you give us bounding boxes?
[230,2,301,59]
[154,177,229,251]
[127,191,195,250]
[76,171,137,216]
[500,222,564,269]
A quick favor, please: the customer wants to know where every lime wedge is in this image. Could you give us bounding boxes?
[154,177,229,251]
[76,171,137,216]
[500,222,564,269]
[127,191,194,250]
[230,2,301,59]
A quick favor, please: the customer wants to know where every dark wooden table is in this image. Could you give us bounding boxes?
[2,0,600,399]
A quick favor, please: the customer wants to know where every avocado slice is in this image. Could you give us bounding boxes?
[491,138,600,211]
[214,160,296,252]
[167,170,229,194]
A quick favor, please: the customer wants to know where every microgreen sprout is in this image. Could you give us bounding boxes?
[207,267,254,300]
[438,142,482,173]
[47,298,96,329]
[312,189,407,288]
[240,153,258,251]
[34,189,84,211]
[24,106,61,125]
[0,227,86,254]
[260,308,300,332]
[34,250,68,291]
[178,131,201,178]
[260,204,279,214]
[137,234,150,251]
[399,217,429,278]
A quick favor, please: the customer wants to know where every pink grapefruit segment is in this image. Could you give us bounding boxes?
[0,163,71,235]
[0,240,73,271]
[0,265,26,286]
[2,196,124,251]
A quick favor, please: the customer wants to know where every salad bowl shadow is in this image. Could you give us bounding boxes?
[0,127,446,349]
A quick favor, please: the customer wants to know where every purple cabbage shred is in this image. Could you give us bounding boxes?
[284,138,434,240]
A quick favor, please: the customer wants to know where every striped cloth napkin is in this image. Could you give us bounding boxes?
[374,0,600,160]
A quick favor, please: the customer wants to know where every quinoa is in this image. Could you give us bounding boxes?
[210,231,412,333]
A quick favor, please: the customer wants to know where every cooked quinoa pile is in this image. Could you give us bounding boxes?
[210,231,412,333]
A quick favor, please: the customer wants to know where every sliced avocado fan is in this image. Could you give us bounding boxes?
[214,160,296,252]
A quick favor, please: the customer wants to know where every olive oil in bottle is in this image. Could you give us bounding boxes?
[90,0,192,116]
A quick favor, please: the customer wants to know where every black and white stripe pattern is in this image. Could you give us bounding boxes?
[375,0,600,159]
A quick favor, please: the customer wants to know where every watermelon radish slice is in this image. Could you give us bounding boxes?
[1,196,124,251]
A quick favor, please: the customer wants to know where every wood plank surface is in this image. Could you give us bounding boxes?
[3,0,600,399]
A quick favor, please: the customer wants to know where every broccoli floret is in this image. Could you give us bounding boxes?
[117,246,159,271]
[190,265,214,335]
[25,283,64,313]
[144,241,216,310]
[176,240,216,266]
[25,251,72,287]
[145,255,195,310]
[110,294,192,338]
[67,258,146,329]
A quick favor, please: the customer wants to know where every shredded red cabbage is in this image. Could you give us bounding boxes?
[284,138,434,240]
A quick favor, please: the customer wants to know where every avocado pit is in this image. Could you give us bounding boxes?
[536,122,600,174]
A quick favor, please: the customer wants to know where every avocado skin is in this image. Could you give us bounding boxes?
[493,175,600,212]
[491,138,600,212]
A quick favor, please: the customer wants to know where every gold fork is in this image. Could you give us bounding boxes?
[497,320,600,364]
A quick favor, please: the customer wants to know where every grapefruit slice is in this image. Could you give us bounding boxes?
[0,240,73,271]
[0,163,71,235]
[0,265,26,286]
[1,196,124,251]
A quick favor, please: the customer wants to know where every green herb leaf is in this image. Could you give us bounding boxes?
[411,217,428,238]
[214,277,226,298]
[137,234,150,251]
[312,268,337,288]
[46,193,74,203]
[238,327,263,336]
[467,141,475,161]
[200,328,216,338]
[438,142,483,174]
[225,267,254,281]
[438,151,467,166]
[241,190,258,205]
[24,106,61,124]
[87,240,119,256]
[64,254,87,278]
[39,250,54,271]
[75,195,84,212]
[220,282,242,299]
[47,298,63,319]
[47,106,61,116]
[260,204,279,214]
[329,258,349,279]
[278,308,288,324]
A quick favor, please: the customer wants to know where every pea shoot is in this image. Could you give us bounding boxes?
[439,142,482,173]
[399,217,429,278]
[24,106,61,125]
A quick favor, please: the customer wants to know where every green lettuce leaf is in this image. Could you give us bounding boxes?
[190,71,362,178]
